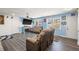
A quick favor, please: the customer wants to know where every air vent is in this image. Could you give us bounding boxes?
[71,13,75,16]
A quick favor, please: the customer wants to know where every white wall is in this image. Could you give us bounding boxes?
[66,13,77,39]
[53,12,77,39]
[0,15,22,36]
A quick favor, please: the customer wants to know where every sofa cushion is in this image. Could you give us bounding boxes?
[27,35,39,44]
[42,29,50,32]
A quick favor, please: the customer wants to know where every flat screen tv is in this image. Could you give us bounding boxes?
[23,19,32,25]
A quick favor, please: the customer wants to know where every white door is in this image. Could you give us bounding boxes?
[66,14,77,39]
[78,10,79,45]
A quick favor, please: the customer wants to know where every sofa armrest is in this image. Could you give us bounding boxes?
[26,37,40,51]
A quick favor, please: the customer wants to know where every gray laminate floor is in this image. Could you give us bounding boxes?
[1,33,79,51]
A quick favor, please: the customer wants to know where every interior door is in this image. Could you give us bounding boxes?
[66,14,77,39]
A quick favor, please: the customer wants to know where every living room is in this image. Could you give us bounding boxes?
[0,8,79,51]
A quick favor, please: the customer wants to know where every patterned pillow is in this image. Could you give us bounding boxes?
[0,35,13,41]
[0,35,7,40]
[6,35,13,39]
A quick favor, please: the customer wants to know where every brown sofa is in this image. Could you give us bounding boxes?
[26,28,55,51]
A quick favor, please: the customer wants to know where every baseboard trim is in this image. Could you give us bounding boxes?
[55,35,77,40]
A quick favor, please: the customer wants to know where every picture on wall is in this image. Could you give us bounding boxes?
[61,16,66,20]
[61,16,66,25]
[0,15,4,24]
[61,22,66,25]
[48,18,52,24]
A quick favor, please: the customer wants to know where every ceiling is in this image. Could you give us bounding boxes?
[0,8,76,18]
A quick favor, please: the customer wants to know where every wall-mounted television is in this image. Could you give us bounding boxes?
[23,18,32,25]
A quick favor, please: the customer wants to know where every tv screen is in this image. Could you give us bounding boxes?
[23,19,32,25]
